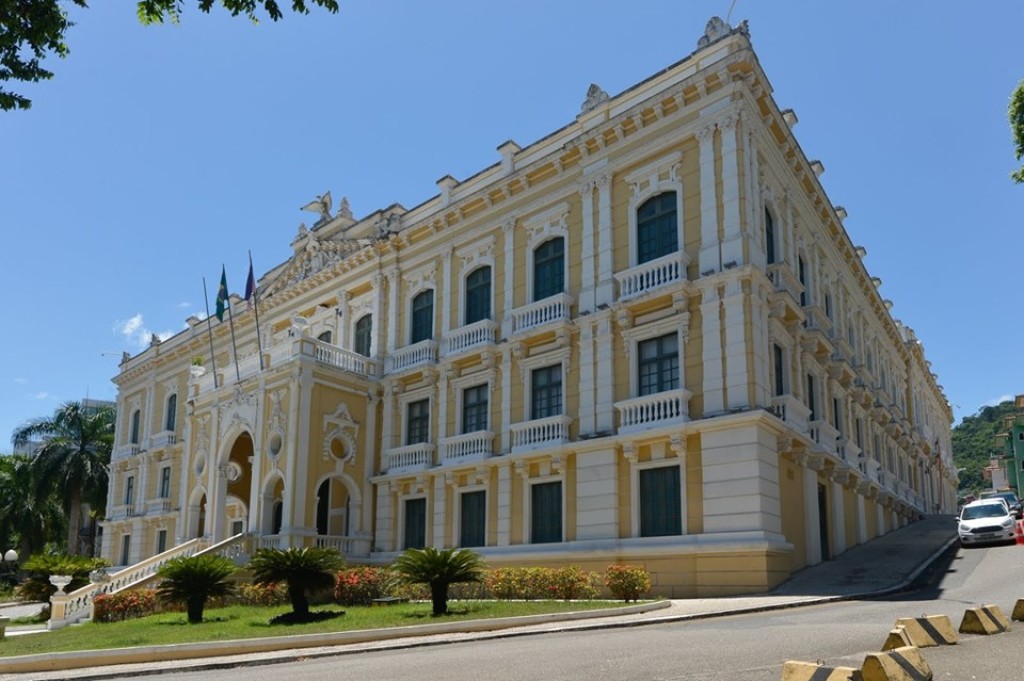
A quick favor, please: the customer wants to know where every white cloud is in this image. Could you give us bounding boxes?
[982,394,1015,408]
[114,314,176,350]
[13,377,27,384]
[33,391,51,400]
[176,301,191,309]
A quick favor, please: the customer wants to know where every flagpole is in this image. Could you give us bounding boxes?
[202,277,220,390]
[222,264,242,384]
[248,250,265,371]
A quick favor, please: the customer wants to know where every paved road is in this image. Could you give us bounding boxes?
[150,543,1024,681]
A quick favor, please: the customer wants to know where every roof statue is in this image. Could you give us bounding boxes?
[338,196,353,220]
[697,16,749,49]
[300,191,333,224]
[581,83,610,113]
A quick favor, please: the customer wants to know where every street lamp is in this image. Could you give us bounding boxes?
[2,550,16,564]
[1,549,18,587]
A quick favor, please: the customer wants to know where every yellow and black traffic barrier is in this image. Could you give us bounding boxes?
[861,646,932,681]
[891,616,957,647]
[781,660,863,680]
[881,626,913,651]
[958,605,1010,635]
[1011,599,1024,622]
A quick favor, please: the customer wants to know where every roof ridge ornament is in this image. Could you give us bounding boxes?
[697,15,748,49]
[581,83,609,113]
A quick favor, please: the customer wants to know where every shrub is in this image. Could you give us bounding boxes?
[16,554,110,602]
[549,565,599,600]
[236,581,289,607]
[93,589,158,623]
[249,547,344,621]
[604,565,651,602]
[484,566,599,601]
[393,547,485,615]
[156,554,237,624]
[333,566,394,606]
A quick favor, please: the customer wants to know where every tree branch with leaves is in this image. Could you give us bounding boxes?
[1010,79,1024,184]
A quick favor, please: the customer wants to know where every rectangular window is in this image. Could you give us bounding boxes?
[530,481,562,544]
[406,399,430,445]
[411,291,434,344]
[638,333,679,396]
[354,315,373,357]
[403,498,427,550]
[156,529,167,554]
[637,192,678,264]
[462,385,489,434]
[806,374,816,421]
[640,466,682,537]
[460,490,486,548]
[833,397,842,435]
[855,419,863,448]
[120,535,131,566]
[531,365,563,419]
[773,344,785,397]
[130,410,141,445]
[533,238,565,301]
[125,476,135,506]
[765,208,776,265]
[159,467,171,499]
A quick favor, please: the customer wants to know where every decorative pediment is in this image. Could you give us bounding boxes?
[263,227,366,297]
[322,402,359,463]
[219,387,258,439]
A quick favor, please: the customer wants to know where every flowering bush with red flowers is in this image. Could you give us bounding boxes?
[236,581,289,606]
[485,566,598,601]
[604,565,651,602]
[333,566,394,606]
[93,589,158,623]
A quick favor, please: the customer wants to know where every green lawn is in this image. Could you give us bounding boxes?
[0,600,630,658]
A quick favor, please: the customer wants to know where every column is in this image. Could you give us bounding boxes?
[381,381,396,455]
[594,311,614,433]
[432,475,446,548]
[502,220,516,338]
[361,389,379,534]
[856,493,867,544]
[374,482,394,552]
[701,286,725,415]
[496,463,511,546]
[578,319,596,436]
[438,368,450,443]
[595,174,614,306]
[176,410,193,545]
[142,379,156,445]
[578,180,596,313]
[500,347,512,453]
[386,266,400,353]
[211,464,228,542]
[697,123,720,274]
[749,280,770,407]
[803,467,822,566]
[441,247,453,334]
[338,290,351,349]
[371,273,384,358]
[723,278,750,410]
[831,479,846,556]
[135,454,149,516]
[719,112,744,267]
[744,123,765,270]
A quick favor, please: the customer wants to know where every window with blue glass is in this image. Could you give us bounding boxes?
[640,465,682,537]
[460,490,486,548]
[638,333,679,396]
[406,399,430,445]
[354,314,372,357]
[530,481,562,544]
[462,384,489,434]
[403,498,426,550]
[637,192,678,264]
[165,394,177,432]
[465,266,492,324]
[130,409,141,445]
[533,237,564,302]
[411,290,434,343]
[531,365,562,419]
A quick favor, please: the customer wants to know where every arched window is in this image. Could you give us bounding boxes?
[636,192,677,264]
[165,394,177,432]
[464,266,492,324]
[765,207,776,265]
[411,290,434,344]
[354,314,372,357]
[130,409,141,445]
[533,237,564,302]
[316,480,330,536]
[317,330,333,344]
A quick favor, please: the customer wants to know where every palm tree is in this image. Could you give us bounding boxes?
[393,547,485,616]
[12,401,115,555]
[0,455,65,558]
[156,554,237,624]
[248,547,343,620]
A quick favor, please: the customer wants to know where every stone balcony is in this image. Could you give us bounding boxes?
[766,262,804,321]
[148,431,177,451]
[385,339,438,374]
[112,444,140,462]
[438,431,494,465]
[382,442,435,474]
[146,498,173,515]
[769,394,811,435]
[511,293,573,336]
[615,251,689,302]
[441,319,498,357]
[808,419,840,457]
[615,388,691,435]
[510,415,572,453]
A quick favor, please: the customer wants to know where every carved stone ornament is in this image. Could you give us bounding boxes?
[581,83,610,113]
[219,387,258,439]
[322,402,359,463]
[268,390,287,433]
[696,16,747,49]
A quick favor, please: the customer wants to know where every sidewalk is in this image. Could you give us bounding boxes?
[0,515,957,679]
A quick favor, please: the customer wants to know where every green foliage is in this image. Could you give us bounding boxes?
[156,554,236,623]
[604,565,652,602]
[93,589,158,623]
[333,566,395,606]
[235,581,288,606]
[16,554,109,602]
[12,400,115,555]
[248,547,344,619]
[0,1,340,111]
[393,547,485,615]
[484,566,599,601]
[1011,79,1024,184]
[0,454,64,559]
[952,400,1018,493]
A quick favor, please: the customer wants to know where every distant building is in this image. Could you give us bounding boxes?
[100,17,955,597]
[993,395,1024,492]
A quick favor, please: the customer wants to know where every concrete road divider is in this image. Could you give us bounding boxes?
[891,616,957,647]
[781,660,863,680]
[881,626,913,651]
[958,605,1010,635]
[861,646,932,681]
[1011,599,1024,621]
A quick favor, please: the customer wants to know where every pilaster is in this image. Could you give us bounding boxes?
[697,122,720,274]
[595,174,614,306]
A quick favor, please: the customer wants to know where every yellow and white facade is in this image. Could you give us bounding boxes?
[101,17,955,597]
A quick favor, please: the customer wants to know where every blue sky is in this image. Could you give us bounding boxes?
[2,1,1022,447]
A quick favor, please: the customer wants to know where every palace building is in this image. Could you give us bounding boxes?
[99,17,955,598]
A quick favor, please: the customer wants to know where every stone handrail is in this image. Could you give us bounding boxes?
[615,389,691,434]
[510,414,572,453]
[511,293,573,334]
[615,251,688,301]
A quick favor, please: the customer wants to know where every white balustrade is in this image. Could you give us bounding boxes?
[808,419,840,455]
[511,293,573,335]
[769,394,811,434]
[439,431,494,463]
[383,443,435,472]
[148,431,176,450]
[615,389,691,435]
[615,251,688,301]
[313,339,379,376]
[146,499,172,514]
[385,340,439,373]
[510,415,572,453]
[442,319,497,356]
[766,262,802,302]
[314,534,372,557]
[112,444,139,461]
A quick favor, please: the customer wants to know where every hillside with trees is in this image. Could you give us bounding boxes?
[952,399,1018,495]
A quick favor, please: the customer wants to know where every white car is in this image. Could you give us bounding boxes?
[958,500,1017,546]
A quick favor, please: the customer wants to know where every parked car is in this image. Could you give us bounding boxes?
[957,499,1018,547]
[983,491,1023,519]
